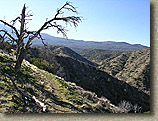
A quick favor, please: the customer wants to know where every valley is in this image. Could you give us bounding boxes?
[26,45,150,112]
[0,41,150,113]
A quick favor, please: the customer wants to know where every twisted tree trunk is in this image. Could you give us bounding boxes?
[14,48,25,72]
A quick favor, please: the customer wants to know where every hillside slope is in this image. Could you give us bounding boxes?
[26,46,96,66]
[99,48,150,94]
[78,49,123,64]
[0,50,124,113]
[26,46,150,112]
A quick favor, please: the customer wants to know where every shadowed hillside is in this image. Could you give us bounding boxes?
[0,49,124,113]
[25,46,150,112]
[99,48,150,94]
[78,49,123,64]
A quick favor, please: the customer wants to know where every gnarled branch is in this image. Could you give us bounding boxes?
[0,20,20,38]
[0,30,17,42]
[26,2,81,48]
[25,2,81,50]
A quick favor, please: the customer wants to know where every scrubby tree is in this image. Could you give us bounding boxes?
[0,1,81,72]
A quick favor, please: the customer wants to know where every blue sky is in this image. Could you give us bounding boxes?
[0,0,150,46]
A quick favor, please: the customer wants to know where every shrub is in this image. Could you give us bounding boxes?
[29,58,54,72]
[118,100,142,113]
[0,42,13,53]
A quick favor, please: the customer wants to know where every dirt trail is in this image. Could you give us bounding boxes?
[22,60,73,112]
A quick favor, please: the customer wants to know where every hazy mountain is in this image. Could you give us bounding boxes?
[32,33,149,52]
[0,24,149,52]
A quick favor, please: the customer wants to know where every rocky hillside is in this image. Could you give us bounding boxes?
[0,50,124,113]
[78,49,123,64]
[26,46,96,66]
[25,46,150,112]
[99,48,150,94]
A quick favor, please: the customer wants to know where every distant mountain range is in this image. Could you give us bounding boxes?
[0,24,149,52]
[32,33,149,52]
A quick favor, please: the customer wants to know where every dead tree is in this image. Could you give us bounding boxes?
[0,2,81,72]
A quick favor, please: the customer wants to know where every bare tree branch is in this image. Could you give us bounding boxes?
[26,3,81,46]
[0,63,12,68]
[10,16,20,26]
[0,20,20,38]
[38,33,47,46]
[0,30,16,42]
[0,32,6,43]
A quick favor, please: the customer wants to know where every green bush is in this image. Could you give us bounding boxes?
[29,58,54,72]
[0,42,13,53]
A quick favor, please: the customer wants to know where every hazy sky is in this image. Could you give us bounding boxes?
[0,0,150,46]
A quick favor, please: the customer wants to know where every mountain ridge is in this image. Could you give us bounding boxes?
[32,33,149,52]
[0,24,149,52]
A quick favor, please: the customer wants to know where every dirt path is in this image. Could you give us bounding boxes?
[22,60,73,112]
[39,70,62,100]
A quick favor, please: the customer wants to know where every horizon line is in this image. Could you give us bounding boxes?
[42,32,150,47]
